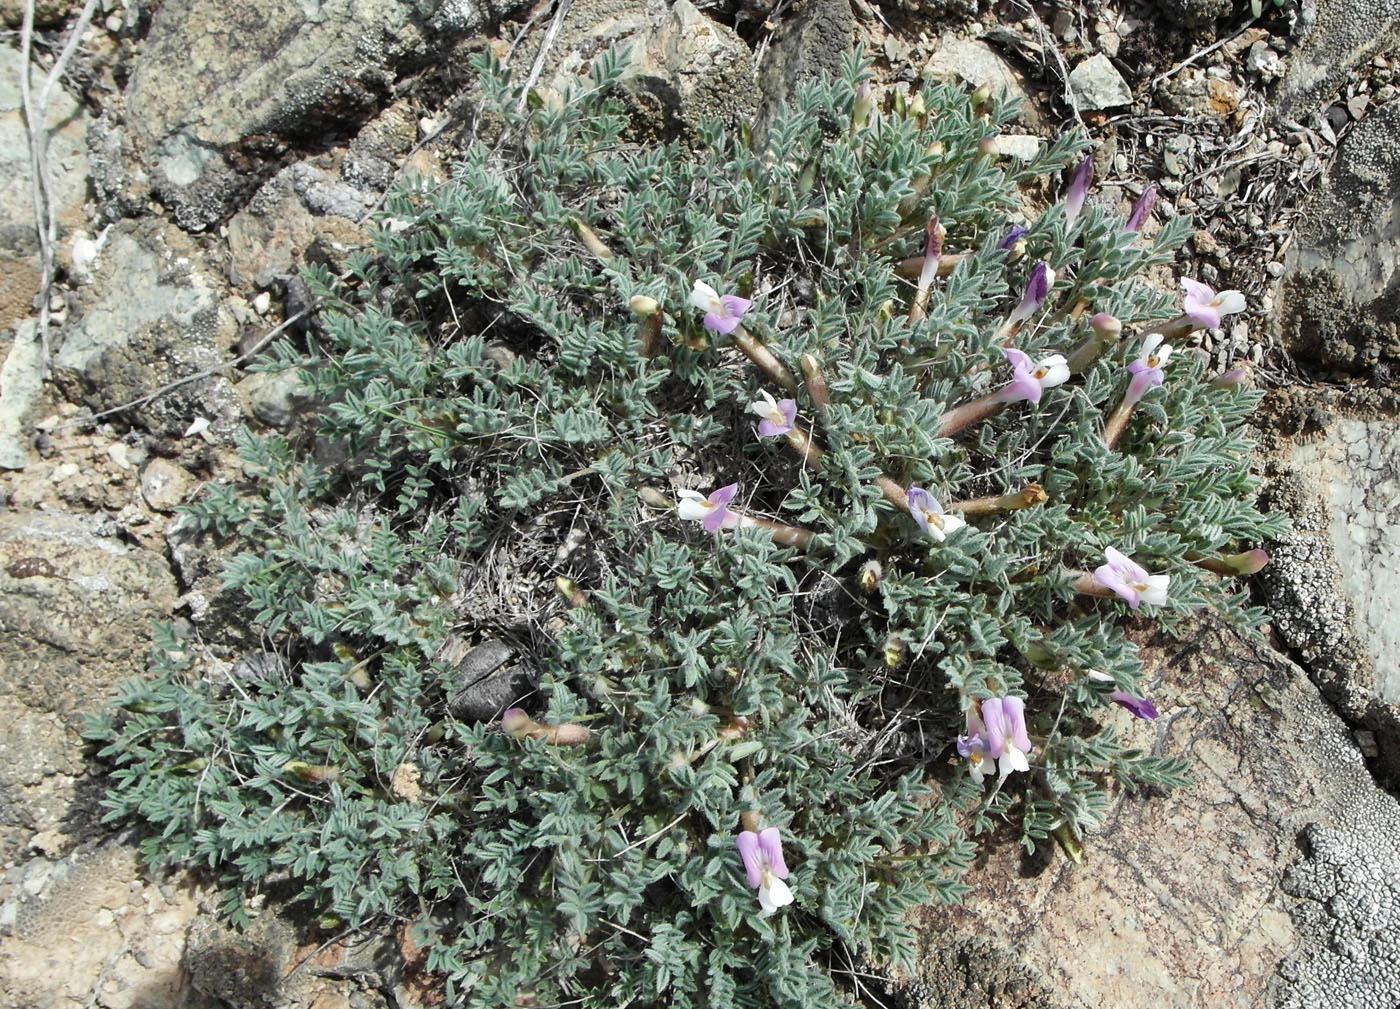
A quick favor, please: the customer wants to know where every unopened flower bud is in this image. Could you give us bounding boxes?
[926,140,945,159]
[1089,312,1122,341]
[1211,364,1252,389]
[908,93,926,118]
[630,294,659,316]
[858,559,883,592]
[883,633,907,668]
[853,81,874,128]
[1226,548,1270,574]
[978,134,998,157]
[970,84,991,110]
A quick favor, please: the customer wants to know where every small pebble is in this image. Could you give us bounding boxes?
[1266,261,1285,277]
[1249,343,1263,364]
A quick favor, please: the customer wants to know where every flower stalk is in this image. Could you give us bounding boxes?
[949,482,1047,516]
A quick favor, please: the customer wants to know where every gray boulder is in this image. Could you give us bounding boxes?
[902,615,1400,1008]
[1276,100,1400,375]
[121,0,507,231]
[1278,0,1400,121]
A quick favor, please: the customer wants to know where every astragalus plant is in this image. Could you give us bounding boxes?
[91,46,1284,1009]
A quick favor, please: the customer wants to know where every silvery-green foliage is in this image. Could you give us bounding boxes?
[90,46,1285,1008]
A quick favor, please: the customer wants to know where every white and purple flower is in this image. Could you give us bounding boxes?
[957,708,997,784]
[906,487,966,543]
[736,827,794,917]
[1180,277,1245,330]
[981,696,1033,779]
[690,280,753,335]
[1124,333,1173,406]
[677,483,741,531]
[996,347,1071,405]
[748,389,797,438]
[1092,546,1170,609]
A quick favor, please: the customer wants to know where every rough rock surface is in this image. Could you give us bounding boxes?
[540,0,757,140]
[0,843,218,1009]
[1278,0,1400,120]
[0,44,90,330]
[921,37,1044,129]
[1285,419,1400,700]
[121,0,498,231]
[0,510,177,862]
[907,616,1400,1008]
[52,219,240,436]
[1277,99,1400,375]
[753,0,854,135]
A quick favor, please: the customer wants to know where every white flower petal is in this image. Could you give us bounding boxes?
[689,280,720,314]
[676,492,711,523]
[183,416,211,439]
[1214,290,1247,316]
[759,877,794,916]
[1140,575,1171,607]
[941,513,967,536]
[1039,356,1071,388]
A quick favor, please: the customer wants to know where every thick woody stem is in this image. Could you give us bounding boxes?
[783,423,824,470]
[895,253,963,280]
[875,476,908,510]
[799,354,830,411]
[938,393,1007,437]
[1069,571,1116,599]
[732,325,799,393]
[570,217,615,261]
[949,483,1047,516]
[637,314,662,358]
[739,514,816,549]
[1100,397,1136,448]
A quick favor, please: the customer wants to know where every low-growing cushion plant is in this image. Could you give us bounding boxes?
[89,46,1286,1008]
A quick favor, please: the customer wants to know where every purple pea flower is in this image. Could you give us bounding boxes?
[749,389,797,437]
[998,225,1029,251]
[1110,690,1160,720]
[981,696,1032,778]
[957,708,996,784]
[677,483,741,531]
[906,487,967,543]
[1092,546,1170,609]
[1125,182,1157,232]
[690,280,752,335]
[1124,333,1173,407]
[996,347,1071,405]
[1007,261,1055,325]
[736,827,794,917]
[1180,277,1246,330]
[1064,155,1093,227]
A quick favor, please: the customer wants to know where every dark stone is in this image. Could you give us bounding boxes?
[445,640,535,721]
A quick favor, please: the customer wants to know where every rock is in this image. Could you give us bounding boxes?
[922,39,1042,129]
[184,914,296,1009]
[0,44,90,330]
[904,615,1400,1008]
[121,0,509,231]
[0,842,218,1009]
[1153,0,1233,27]
[754,0,855,135]
[990,134,1045,160]
[0,511,178,861]
[1284,419,1400,701]
[541,0,757,142]
[1261,412,1400,786]
[237,368,313,428]
[1276,100,1400,373]
[140,457,194,512]
[0,321,45,470]
[1247,41,1283,81]
[1278,0,1400,120]
[1069,53,1132,110]
[51,219,242,437]
[226,161,371,285]
[0,0,75,28]
[443,638,536,721]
